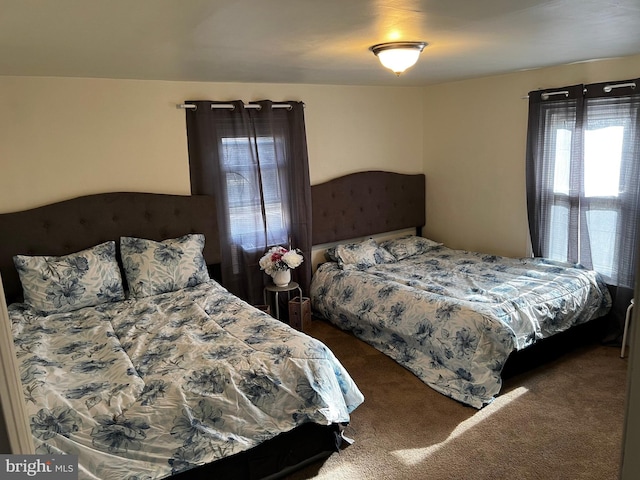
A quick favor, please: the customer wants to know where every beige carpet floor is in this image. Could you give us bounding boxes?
[286,319,628,480]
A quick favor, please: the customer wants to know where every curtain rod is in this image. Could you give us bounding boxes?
[603,82,636,93]
[523,80,637,99]
[178,103,295,111]
[540,90,570,100]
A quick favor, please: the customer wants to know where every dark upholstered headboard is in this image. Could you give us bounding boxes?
[0,193,220,304]
[311,171,425,245]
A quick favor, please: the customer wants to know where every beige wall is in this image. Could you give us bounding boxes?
[1,54,638,256]
[0,77,424,213]
[422,54,640,258]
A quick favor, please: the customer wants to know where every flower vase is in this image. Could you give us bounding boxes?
[272,269,291,287]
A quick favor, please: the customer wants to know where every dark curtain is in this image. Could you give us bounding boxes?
[185,100,312,305]
[526,78,640,341]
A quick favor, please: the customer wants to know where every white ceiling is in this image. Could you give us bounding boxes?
[1,0,639,87]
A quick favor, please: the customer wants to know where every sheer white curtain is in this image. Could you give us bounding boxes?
[526,78,640,340]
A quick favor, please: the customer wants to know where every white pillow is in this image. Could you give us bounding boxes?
[120,234,210,298]
[13,241,125,314]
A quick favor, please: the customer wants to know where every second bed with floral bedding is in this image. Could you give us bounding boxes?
[310,235,611,408]
[9,234,364,479]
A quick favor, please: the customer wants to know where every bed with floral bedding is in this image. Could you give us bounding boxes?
[10,278,363,479]
[0,192,364,480]
[310,235,611,408]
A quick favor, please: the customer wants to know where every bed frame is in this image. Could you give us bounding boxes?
[311,170,426,245]
[0,192,342,479]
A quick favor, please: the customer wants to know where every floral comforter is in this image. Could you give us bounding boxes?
[10,280,364,479]
[311,247,611,408]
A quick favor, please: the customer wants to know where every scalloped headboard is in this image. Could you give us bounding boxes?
[311,171,425,245]
[0,192,220,304]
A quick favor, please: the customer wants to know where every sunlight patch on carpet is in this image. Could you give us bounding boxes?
[309,461,370,480]
[391,386,529,466]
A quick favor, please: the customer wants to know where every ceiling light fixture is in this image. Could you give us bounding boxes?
[369,41,428,76]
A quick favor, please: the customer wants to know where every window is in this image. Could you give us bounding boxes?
[545,110,627,279]
[185,99,312,303]
[221,136,288,250]
[526,79,640,289]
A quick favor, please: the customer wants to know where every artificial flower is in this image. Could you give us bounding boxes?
[259,246,304,275]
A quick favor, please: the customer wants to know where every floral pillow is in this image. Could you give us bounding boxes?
[13,241,125,314]
[120,234,210,298]
[381,235,442,260]
[334,238,396,269]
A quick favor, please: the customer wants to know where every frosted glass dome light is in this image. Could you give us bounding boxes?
[370,42,427,76]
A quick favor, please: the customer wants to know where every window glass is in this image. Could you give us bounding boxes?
[584,125,623,198]
[221,136,287,249]
[586,209,618,280]
[552,128,571,196]
[548,204,569,261]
